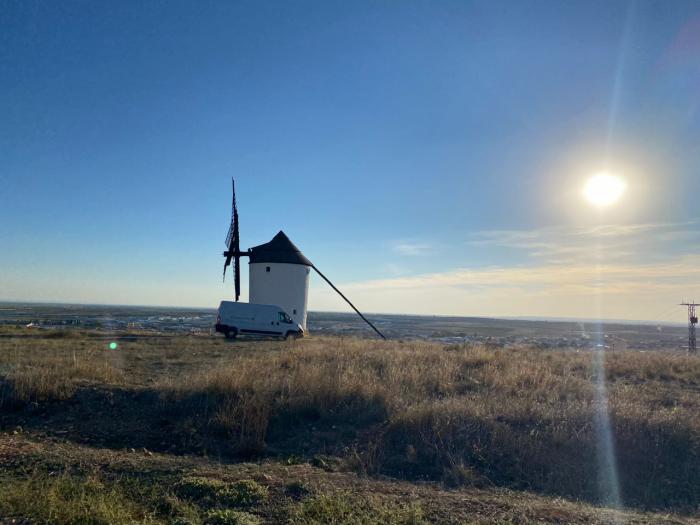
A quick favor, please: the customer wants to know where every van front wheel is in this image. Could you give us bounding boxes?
[225,328,238,339]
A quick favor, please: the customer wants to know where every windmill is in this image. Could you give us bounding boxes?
[221,179,385,339]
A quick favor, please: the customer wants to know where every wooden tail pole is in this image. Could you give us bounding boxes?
[311,265,387,340]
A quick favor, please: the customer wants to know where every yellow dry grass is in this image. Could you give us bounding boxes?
[0,332,123,404]
[2,330,699,509]
[157,337,700,508]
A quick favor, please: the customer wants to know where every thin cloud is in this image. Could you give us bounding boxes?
[384,262,410,276]
[311,255,700,321]
[467,221,700,264]
[344,255,700,293]
[391,241,435,256]
[311,222,700,321]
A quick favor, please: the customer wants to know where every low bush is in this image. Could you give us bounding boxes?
[224,480,268,508]
[175,476,228,505]
[175,477,267,510]
[285,480,311,499]
[204,509,260,525]
[288,492,426,525]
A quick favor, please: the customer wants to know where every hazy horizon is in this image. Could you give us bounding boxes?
[0,299,688,327]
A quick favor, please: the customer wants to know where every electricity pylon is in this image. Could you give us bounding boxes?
[680,302,699,353]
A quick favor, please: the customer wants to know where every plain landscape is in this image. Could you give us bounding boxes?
[5,0,700,523]
[0,304,698,524]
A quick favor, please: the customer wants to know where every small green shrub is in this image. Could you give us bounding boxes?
[289,493,426,525]
[170,518,199,525]
[204,509,260,525]
[157,491,201,524]
[175,477,267,509]
[310,454,336,472]
[219,480,268,508]
[157,491,201,521]
[175,476,227,505]
[285,455,303,465]
[285,480,311,500]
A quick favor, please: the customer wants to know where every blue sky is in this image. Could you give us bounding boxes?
[2,0,699,321]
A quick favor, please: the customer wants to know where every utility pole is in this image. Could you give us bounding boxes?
[680,302,699,353]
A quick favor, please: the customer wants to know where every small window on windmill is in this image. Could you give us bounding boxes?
[266,266,270,272]
[293,309,297,315]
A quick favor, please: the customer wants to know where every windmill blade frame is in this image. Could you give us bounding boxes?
[222,178,245,301]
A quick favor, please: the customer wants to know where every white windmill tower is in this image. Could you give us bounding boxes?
[248,231,312,330]
[221,180,385,339]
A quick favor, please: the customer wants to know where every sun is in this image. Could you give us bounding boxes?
[583,173,626,207]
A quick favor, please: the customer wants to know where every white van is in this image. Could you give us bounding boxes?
[215,301,304,339]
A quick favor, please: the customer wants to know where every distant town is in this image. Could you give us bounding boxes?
[0,303,687,352]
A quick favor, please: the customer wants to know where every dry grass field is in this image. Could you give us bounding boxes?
[1,327,699,524]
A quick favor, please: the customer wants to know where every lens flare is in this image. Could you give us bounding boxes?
[583,173,626,207]
[109,342,118,350]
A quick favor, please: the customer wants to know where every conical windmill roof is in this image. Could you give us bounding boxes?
[249,231,312,266]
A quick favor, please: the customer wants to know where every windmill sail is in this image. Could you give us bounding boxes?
[223,179,243,301]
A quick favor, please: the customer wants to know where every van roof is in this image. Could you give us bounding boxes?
[249,231,312,266]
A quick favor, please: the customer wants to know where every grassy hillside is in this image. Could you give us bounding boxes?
[1,328,699,524]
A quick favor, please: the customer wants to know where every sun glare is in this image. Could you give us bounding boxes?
[583,173,626,207]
